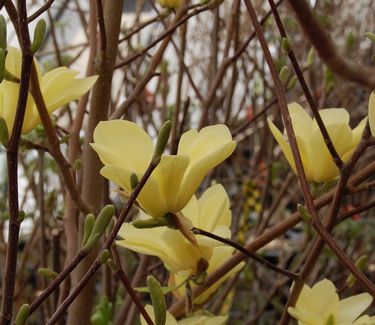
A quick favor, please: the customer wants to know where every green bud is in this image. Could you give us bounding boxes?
[38,267,58,279]
[106,216,115,236]
[35,124,45,138]
[365,32,375,43]
[287,75,297,90]
[15,304,30,325]
[59,135,70,144]
[31,19,46,53]
[82,205,115,252]
[152,120,172,163]
[132,217,169,229]
[346,255,368,288]
[297,204,312,223]
[0,117,9,147]
[130,173,139,190]
[281,37,292,52]
[17,210,26,223]
[147,276,167,325]
[100,249,110,264]
[81,214,95,247]
[305,47,315,68]
[0,48,5,83]
[0,15,7,52]
[279,66,289,83]
[324,67,335,92]
[106,258,117,272]
[73,158,82,170]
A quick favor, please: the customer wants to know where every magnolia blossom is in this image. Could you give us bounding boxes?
[169,246,245,305]
[117,184,233,276]
[141,305,227,325]
[0,46,97,134]
[288,279,374,325]
[268,103,366,183]
[368,91,375,136]
[92,121,235,218]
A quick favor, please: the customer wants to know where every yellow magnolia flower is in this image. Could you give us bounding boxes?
[169,245,245,305]
[368,91,375,136]
[117,184,233,276]
[288,279,374,325]
[0,47,97,134]
[141,305,228,325]
[92,121,235,218]
[268,103,366,183]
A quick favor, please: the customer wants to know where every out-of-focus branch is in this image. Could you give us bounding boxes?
[287,0,375,88]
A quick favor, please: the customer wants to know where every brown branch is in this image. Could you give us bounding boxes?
[287,0,375,88]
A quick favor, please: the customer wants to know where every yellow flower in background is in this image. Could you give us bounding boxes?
[92,121,235,218]
[117,184,232,276]
[169,245,245,305]
[157,0,182,9]
[268,103,366,183]
[0,47,97,134]
[368,91,375,136]
[288,279,374,325]
[141,305,228,325]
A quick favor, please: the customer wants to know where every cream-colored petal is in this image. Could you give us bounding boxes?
[341,118,367,162]
[141,305,178,325]
[178,129,198,155]
[177,140,235,210]
[178,315,228,325]
[314,108,350,128]
[93,120,154,173]
[296,279,339,322]
[41,68,97,111]
[100,165,168,218]
[307,127,342,182]
[338,293,372,323]
[181,195,199,226]
[153,155,190,213]
[287,306,323,325]
[5,47,23,78]
[197,184,231,230]
[268,118,295,170]
[117,223,202,274]
[288,102,313,137]
[90,142,133,169]
[369,92,375,137]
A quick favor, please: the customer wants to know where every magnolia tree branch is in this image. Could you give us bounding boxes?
[287,0,375,88]
[0,2,33,324]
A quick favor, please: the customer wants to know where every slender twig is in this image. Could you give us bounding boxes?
[46,159,159,324]
[192,227,298,280]
[0,2,33,323]
[27,0,55,23]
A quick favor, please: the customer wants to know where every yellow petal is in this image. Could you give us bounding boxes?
[141,305,178,325]
[287,306,323,325]
[307,127,341,182]
[338,293,372,323]
[5,47,23,78]
[296,279,339,322]
[100,165,168,218]
[196,184,231,230]
[181,195,199,226]
[314,108,350,128]
[369,91,375,136]
[288,102,313,137]
[93,120,154,173]
[153,155,190,213]
[177,125,235,208]
[41,68,97,112]
[341,117,367,162]
[117,223,202,274]
[179,315,228,325]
